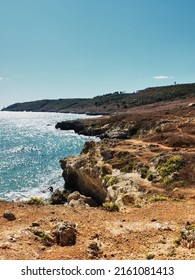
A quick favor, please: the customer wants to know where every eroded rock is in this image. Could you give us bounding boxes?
[50,189,69,205]
[87,234,103,258]
[181,223,195,249]
[60,154,107,204]
[3,211,16,221]
[67,191,98,207]
[51,221,77,246]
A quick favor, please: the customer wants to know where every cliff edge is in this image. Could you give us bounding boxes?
[58,96,195,206]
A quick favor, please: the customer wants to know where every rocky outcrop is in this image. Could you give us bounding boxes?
[55,118,140,139]
[3,211,16,221]
[55,119,110,138]
[60,139,151,205]
[60,131,194,206]
[55,120,85,133]
[60,152,108,204]
[58,100,195,206]
[29,219,77,247]
[87,234,103,258]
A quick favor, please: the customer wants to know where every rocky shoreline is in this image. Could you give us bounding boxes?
[53,98,195,209]
[0,96,195,260]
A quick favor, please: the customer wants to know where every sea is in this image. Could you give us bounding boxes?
[0,111,99,201]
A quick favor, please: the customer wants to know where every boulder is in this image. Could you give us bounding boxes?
[87,241,103,258]
[67,191,81,202]
[3,211,16,221]
[51,221,77,246]
[67,191,98,207]
[50,189,69,205]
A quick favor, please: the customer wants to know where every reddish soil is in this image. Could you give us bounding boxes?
[0,199,195,260]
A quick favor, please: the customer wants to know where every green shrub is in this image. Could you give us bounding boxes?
[157,156,184,179]
[185,224,195,231]
[34,230,54,246]
[41,233,55,246]
[162,176,173,185]
[103,175,118,186]
[27,197,45,205]
[121,160,136,173]
[146,253,155,260]
[147,195,168,203]
[134,203,142,208]
[102,202,119,212]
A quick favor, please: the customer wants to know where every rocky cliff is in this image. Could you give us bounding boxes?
[60,141,107,204]
[59,97,195,207]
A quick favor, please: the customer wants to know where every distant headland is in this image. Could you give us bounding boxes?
[2,83,195,114]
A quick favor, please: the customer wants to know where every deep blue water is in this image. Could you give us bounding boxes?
[0,111,98,201]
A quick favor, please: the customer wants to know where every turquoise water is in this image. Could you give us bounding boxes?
[0,111,97,201]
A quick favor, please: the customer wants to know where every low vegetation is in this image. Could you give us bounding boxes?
[27,197,45,205]
[103,175,118,186]
[157,156,184,179]
[102,201,120,212]
[185,223,195,231]
[153,155,185,187]
[147,195,168,203]
[146,253,155,260]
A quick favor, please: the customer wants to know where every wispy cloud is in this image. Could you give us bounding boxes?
[0,76,9,80]
[153,75,173,80]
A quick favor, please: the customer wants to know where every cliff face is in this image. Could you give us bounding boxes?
[60,141,107,204]
[59,98,195,206]
[60,139,148,205]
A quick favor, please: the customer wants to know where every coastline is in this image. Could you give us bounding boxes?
[0,95,195,260]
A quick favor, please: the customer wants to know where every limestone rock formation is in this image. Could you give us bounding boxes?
[60,139,149,205]
[67,191,98,207]
[60,154,107,204]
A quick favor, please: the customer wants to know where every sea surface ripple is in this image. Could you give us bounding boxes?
[0,111,98,201]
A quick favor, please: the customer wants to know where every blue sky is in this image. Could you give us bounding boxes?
[1,0,195,109]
